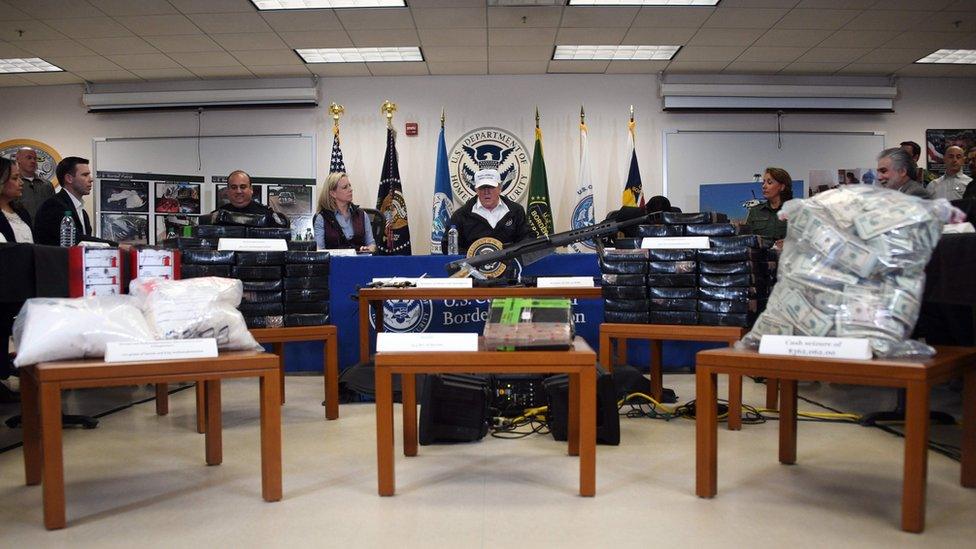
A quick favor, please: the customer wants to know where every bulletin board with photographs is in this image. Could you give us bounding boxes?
[96,171,205,245]
[211,175,317,242]
[926,129,975,176]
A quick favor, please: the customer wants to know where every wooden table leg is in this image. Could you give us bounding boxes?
[21,368,41,486]
[40,382,65,530]
[568,373,580,457]
[727,373,742,431]
[155,383,169,415]
[902,381,930,533]
[614,338,627,368]
[359,296,371,363]
[779,379,797,465]
[599,331,613,371]
[402,373,417,457]
[696,367,718,498]
[260,369,282,502]
[272,342,285,404]
[963,370,976,488]
[579,368,596,497]
[375,365,395,496]
[324,337,339,420]
[766,378,779,409]
[649,340,663,401]
[205,379,222,466]
[195,382,205,434]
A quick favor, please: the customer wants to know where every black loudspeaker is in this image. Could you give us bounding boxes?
[419,374,491,445]
[544,366,620,445]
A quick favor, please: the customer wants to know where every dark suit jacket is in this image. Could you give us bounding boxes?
[33,189,92,246]
[0,205,33,243]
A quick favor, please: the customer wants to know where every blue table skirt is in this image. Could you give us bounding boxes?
[277,253,724,373]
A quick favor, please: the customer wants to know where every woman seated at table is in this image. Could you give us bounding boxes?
[745,167,792,247]
[0,157,33,244]
[313,172,376,253]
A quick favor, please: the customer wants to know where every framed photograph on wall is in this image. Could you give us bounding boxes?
[266,185,313,216]
[155,214,200,244]
[926,129,976,175]
[99,179,149,213]
[155,182,201,214]
[101,213,149,245]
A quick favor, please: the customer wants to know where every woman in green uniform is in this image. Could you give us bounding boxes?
[745,167,792,246]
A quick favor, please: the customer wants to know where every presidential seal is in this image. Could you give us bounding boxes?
[369,299,434,333]
[467,236,507,278]
[449,127,530,204]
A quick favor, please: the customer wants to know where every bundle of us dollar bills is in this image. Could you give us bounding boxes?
[740,185,962,358]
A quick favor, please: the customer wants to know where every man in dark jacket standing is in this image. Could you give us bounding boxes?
[442,169,529,255]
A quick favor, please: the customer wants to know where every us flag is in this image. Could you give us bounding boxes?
[329,130,345,173]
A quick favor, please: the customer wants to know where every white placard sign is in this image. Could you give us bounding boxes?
[537,276,594,288]
[376,332,479,352]
[325,248,358,256]
[218,238,288,252]
[105,338,219,363]
[759,335,871,360]
[416,278,473,288]
[641,236,711,249]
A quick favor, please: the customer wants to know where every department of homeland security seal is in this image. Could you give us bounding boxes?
[449,127,531,204]
[369,299,434,333]
[571,193,596,251]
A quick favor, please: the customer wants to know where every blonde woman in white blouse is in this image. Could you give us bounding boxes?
[0,157,34,244]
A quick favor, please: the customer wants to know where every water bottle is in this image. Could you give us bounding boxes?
[447,225,459,255]
[59,211,76,247]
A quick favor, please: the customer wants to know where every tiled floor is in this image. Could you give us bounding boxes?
[1,374,973,547]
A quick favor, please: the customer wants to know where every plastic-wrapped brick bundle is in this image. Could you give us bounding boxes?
[740,186,963,358]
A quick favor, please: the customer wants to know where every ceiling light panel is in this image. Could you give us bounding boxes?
[916,49,976,64]
[553,45,681,61]
[252,0,404,9]
[568,1,719,6]
[0,58,64,73]
[296,47,423,63]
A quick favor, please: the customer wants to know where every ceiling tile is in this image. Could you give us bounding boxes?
[719,0,802,6]
[675,45,747,62]
[823,30,894,48]
[73,69,142,82]
[946,0,976,10]
[836,63,905,75]
[412,8,486,29]
[703,8,790,29]
[924,12,976,33]
[307,63,370,76]
[348,29,420,47]
[44,17,134,39]
[780,61,847,74]
[144,35,223,53]
[665,60,729,73]
[796,0,875,7]
[754,29,831,48]
[86,37,159,55]
[561,7,638,28]
[45,55,122,71]
[427,61,487,75]
[409,0,483,6]
[167,0,257,13]
[796,47,870,63]
[870,0,953,10]
[116,15,202,36]
[260,11,342,32]
[621,27,697,45]
[488,28,555,46]
[896,64,958,77]
[18,39,96,57]
[107,53,180,69]
[842,11,919,32]
[366,61,429,76]
[855,48,934,64]
[423,46,487,62]
[2,20,67,41]
[556,27,628,45]
[7,0,96,19]
[0,41,34,58]
[336,8,415,30]
[2,1,32,20]
[231,49,304,66]
[487,7,563,28]
[632,7,715,28]
[605,60,669,74]
[130,67,197,80]
[737,46,807,62]
[547,60,609,74]
[723,60,790,73]
[212,33,287,51]
[278,30,353,49]
[247,65,312,78]
[687,28,764,47]
[776,9,859,30]
[19,71,85,84]
[489,45,553,62]
[421,28,487,47]
[883,31,970,51]
[187,13,273,34]
[188,66,253,78]
[169,51,242,67]
[88,0,177,15]
[0,74,32,87]
[489,60,549,74]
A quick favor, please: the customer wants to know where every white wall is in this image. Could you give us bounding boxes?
[3,74,976,253]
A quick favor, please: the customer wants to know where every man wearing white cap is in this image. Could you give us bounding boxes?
[441,168,529,254]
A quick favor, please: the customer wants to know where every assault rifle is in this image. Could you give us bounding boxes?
[446,208,654,278]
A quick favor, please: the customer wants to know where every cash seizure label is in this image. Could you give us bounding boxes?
[759,335,871,360]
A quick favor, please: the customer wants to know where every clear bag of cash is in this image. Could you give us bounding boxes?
[739,186,964,358]
[483,298,574,351]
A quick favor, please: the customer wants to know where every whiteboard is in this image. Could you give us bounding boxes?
[663,130,886,212]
